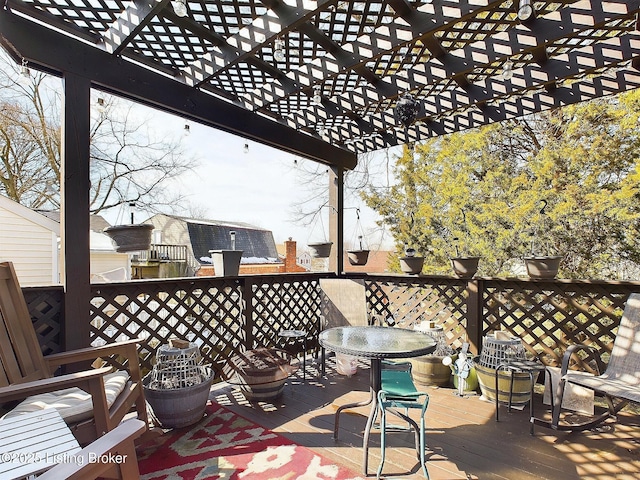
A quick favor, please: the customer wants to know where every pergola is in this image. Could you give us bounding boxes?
[0,0,638,347]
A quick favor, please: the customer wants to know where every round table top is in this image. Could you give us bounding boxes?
[319,326,436,359]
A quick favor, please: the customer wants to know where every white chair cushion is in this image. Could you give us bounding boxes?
[2,370,129,424]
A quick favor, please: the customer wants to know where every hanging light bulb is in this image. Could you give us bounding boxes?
[172,0,188,17]
[19,58,30,85]
[501,59,514,80]
[312,86,322,106]
[183,123,190,136]
[274,37,285,62]
[517,0,534,22]
[243,142,249,154]
[96,98,106,113]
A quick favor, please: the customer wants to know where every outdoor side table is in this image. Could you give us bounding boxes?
[278,329,307,381]
[0,408,81,480]
[494,359,546,435]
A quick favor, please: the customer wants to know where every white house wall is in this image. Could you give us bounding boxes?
[0,198,59,286]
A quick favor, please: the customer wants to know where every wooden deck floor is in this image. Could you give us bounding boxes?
[209,356,640,480]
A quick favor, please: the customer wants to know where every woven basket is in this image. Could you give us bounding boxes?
[477,333,526,369]
[146,343,205,389]
[475,334,534,406]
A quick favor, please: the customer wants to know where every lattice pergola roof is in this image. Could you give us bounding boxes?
[1,0,639,168]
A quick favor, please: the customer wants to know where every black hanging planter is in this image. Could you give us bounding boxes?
[104,224,153,253]
[347,249,370,266]
[309,242,333,258]
[400,256,424,274]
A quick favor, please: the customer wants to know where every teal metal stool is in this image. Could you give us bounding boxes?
[377,365,430,479]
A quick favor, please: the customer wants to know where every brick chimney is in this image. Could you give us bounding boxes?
[284,237,298,272]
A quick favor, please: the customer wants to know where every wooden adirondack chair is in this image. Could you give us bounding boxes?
[534,293,640,432]
[0,261,151,446]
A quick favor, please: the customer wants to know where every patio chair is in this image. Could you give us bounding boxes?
[0,261,151,446]
[38,418,146,480]
[538,293,640,432]
[319,278,368,375]
[377,362,430,479]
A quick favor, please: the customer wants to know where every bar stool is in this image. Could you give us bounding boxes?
[278,329,307,381]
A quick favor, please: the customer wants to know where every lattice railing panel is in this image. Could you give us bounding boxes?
[90,278,245,378]
[250,275,323,353]
[23,275,640,382]
[483,280,639,371]
[365,276,469,351]
[22,286,64,356]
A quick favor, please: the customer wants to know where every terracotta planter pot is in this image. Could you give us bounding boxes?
[104,224,153,253]
[450,256,480,278]
[309,242,333,258]
[400,256,424,274]
[347,250,369,266]
[524,256,562,279]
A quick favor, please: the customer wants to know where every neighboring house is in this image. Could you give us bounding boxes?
[0,195,130,286]
[145,214,279,275]
[0,195,59,285]
[276,239,312,272]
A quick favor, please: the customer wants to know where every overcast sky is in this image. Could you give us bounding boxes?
[101,106,397,251]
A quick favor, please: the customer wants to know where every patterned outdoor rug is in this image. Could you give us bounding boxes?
[137,402,365,480]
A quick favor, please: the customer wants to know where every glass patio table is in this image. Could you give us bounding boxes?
[319,325,436,474]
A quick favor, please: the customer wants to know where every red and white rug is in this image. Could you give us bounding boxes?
[137,402,365,480]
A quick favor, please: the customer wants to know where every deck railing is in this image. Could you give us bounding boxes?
[22,273,640,382]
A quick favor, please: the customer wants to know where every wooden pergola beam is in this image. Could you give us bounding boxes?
[0,9,357,170]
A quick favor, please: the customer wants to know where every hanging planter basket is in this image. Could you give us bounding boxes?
[400,256,424,274]
[524,256,562,279]
[309,242,333,258]
[347,249,370,266]
[450,256,480,278]
[346,212,370,266]
[104,224,153,253]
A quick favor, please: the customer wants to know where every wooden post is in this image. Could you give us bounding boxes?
[329,167,344,274]
[61,72,91,352]
[242,277,255,349]
[465,278,483,355]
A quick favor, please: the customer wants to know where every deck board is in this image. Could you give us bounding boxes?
[209,356,640,479]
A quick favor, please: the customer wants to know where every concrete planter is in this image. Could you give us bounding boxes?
[143,366,213,428]
[209,250,243,277]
